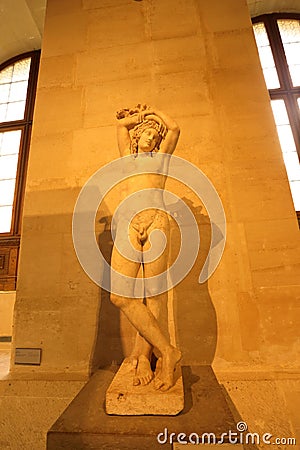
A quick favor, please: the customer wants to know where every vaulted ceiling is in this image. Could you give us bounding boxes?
[0,0,300,65]
[0,0,45,65]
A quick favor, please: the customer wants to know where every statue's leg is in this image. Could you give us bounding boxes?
[143,214,179,390]
[144,211,170,343]
[110,224,153,385]
[110,221,180,391]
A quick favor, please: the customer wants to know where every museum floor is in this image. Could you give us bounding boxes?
[0,349,299,449]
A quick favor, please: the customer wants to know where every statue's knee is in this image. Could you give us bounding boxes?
[110,293,126,309]
[145,284,164,298]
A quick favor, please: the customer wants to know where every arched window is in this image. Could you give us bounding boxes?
[0,51,40,290]
[252,14,300,223]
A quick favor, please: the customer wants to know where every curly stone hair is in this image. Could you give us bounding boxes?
[116,104,167,155]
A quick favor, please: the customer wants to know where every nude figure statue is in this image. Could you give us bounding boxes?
[110,104,181,391]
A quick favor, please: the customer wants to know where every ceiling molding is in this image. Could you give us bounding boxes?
[247,0,300,17]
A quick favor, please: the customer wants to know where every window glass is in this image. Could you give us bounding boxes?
[0,56,32,235]
[290,181,300,210]
[0,154,19,179]
[253,22,280,89]
[270,100,300,209]
[0,179,16,205]
[278,19,300,87]
[253,16,300,215]
[0,205,13,233]
[271,100,297,152]
[0,129,22,156]
[0,57,31,122]
[0,51,39,289]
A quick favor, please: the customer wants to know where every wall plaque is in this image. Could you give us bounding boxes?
[15,348,42,365]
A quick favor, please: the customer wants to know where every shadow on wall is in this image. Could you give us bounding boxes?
[170,197,218,366]
[89,196,220,370]
[89,211,124,370]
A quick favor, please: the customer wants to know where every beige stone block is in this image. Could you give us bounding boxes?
[76,43,152,85]
[38,55,76,88]
[59,233,99,299]
[0,380,83,450]
[196,0,252,33]
[226,156,287,178]
[33,87,83,135]
[210,221,253,294]
[87,5,146,50]
[228,176,295,222]
[221,114,279,153]
[222,379,294,446]
[199,161,230,204]
[244,218,300,271]
[42,11,88,57]
[256,285,300,306]
[152,35,205,75]
[212,67,271,118]
[210,290,245,364]
[153,71,210,118]
[150,0,198,40]
[0,379,84,397]
[83,0,132,9]
[12,295,98,373]
[213,28,259,70]
[23,187,80,215]
[252,263,300,289]
[0,292,15,337]
[83,77,152,128]
[277,380,300,444]
[224,136,284,164]
[17,231,63,297]
[27,132,73,184]
[106,360,184,415]
[176,115,224,163]
[253,286,300,357]
[71,127,118,178]
[21,213,74,237]
[46,0,83,17]
[237,292,261,352]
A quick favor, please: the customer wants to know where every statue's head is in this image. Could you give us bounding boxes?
[131,119,164,155]
[116,104,167,156]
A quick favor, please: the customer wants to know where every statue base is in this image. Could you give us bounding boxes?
[105,359,184,415]
[47,366,240,450]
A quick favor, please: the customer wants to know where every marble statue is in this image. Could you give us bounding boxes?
[110,104,181,392]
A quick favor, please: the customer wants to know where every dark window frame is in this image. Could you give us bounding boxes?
[252,13,300,160]
[0,51,40,289]
[252,14,300,224]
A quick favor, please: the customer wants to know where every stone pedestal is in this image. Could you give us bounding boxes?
[106,360,184,415]
[47,365,240,450]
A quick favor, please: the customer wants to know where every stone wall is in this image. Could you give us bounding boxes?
[0,291,15,349]
[10,0,300,375]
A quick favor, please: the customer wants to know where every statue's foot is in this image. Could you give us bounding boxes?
[133,355,154,386]
[154,346,181,392]
[124,354,138,369]
[155,357,162,377]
